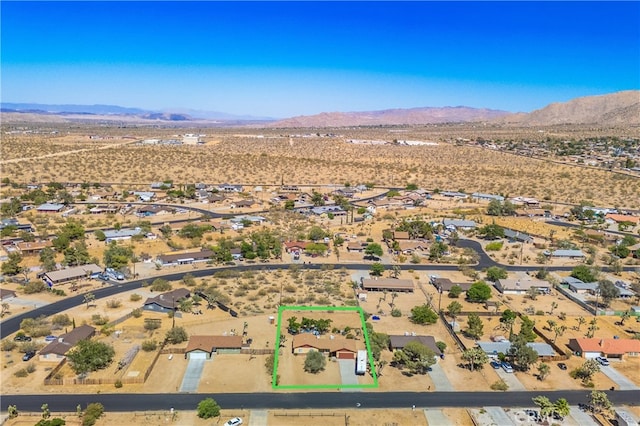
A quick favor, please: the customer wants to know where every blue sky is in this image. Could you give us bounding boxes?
[2,1,639,118]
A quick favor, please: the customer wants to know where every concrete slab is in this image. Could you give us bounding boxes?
[338,359,361,392]
[495,368,526,391]
[601,364,639,390]
[250,410,267,426]
[485,406,516,426]
[179,358,207,393]
[428,361,454,391]
[569,406,599,426]
[424,409,453,425]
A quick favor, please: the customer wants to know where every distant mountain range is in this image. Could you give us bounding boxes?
[2,90,638,126]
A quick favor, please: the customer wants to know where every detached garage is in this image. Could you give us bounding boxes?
[184,335,244,359]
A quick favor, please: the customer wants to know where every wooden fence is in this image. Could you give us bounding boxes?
[439,312,467,352]
[240,348,274,355]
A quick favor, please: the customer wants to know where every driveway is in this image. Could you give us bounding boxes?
[338,359,361,392]
[569,406,599,426]
[495,369,526,391]
[484,406,516,426]
[600,364,639,390]
[424,409,452,425]
[179,358,207,392]
[428,362,454,391]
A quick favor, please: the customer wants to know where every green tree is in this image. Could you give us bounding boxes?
[553,398,570,418]
[1,197,22,217]
[537,362,550,381]
[461,347,489,371]
[304,350,326,373]
[466,280,492,302]
[308,225,327,241]
[103,242,134,269]
[1,252,24,276]
[410,304,438,325]
[532,396,554,418]
[486,266,508,282]
[429,241,448,261]
[63,241,91,267]
[392,341,436,374]
[570,265,598,283]
[508,334,538,371]
[66,340,115,375]
[465,313,484,339]
[478,223,505,239]
[570,359,600,385]
[39,247,57,272]
[165,326,188,344]
[364,243,383,258]
[196,398,221,419]
[446,301,462,323]
[94,230,106,242]
[370,262,385,276]
[589,390,612,415]
[448,284,462,298]
[597,280,620,307]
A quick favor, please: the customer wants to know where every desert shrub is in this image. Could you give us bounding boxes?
[22,281,47,294]
[196,398,221,419]
[283,284,297,293]
[485,242,503,251]
[141,340,158,352]
[52,314,72,328]
[19,342,38,353]
[165,326,188,344]
[490,379,509,391]
[91,314,109,326]
[114,380,123,388]
[535,310,545,316]
[82,403,104,426]
[51,289,66,296]
[1,340,17,351]
[391,308,402,317]
[131,308,143,318]
[105,299,122,309]
[25,363,36,373]
[129,293,142,302]
[304,351,326,373]
[14,368,29,377]
[150,279,172,292]
[20,317,51,337]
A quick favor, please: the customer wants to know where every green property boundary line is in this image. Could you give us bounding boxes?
[272,305,379,390]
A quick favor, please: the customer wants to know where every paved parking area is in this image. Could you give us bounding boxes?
[338,359,361,392]
[601,364,638,390]
[428,361,454,391]
[495,368,526,391]
[179,358,207,392]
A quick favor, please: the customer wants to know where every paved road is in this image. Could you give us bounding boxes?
[2,390,638,412]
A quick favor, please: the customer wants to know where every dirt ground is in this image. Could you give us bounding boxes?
[2,407,475,426]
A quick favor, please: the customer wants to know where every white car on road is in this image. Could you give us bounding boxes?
[224,418,243,426]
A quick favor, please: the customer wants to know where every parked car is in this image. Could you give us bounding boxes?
[22,350,36,361]
[14,334,32,342]
[490,360,501,369]
[223,418,243,426]
[557,362,567,370]
[501,361,514,373]
[596,356,609,366]
[44,335,57,342]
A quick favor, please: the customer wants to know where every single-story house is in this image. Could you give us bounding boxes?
[311,206,346,216]
[388,335,442,356]
[544,249,586,259]
[0,218,33,233]
[362,278,414,292]
[0,288,17,300]
[284,241,309,253]
[184,335,244,359]
[564,278,599,295]
[476,341,556,359]
[291,334,357,359]
[495,278,551,295]
[89,205,118,214]
[36,203,65,213]
[432,278,472,293]
[143,288,191,313]
[605,214,640,225]
[230,199,255,209]
[155,249,214,266]
[397,240,427,254]
[569,338,640,359]
[472,193,504,202]
[440,191,468,199]
[39,325,96,362]
[443,219,476,230]
[346,241,368,252]
[219,183,243,193]
[230,215,266,225]
[16,240,53,255]
[132,191,156,202]
[103,228,143,243]
[42,264,102,286]
[504,229,534,244]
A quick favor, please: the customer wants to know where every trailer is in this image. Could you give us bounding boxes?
[356,350,367,375]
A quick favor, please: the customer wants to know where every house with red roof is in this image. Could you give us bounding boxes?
[569,338,640,360]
